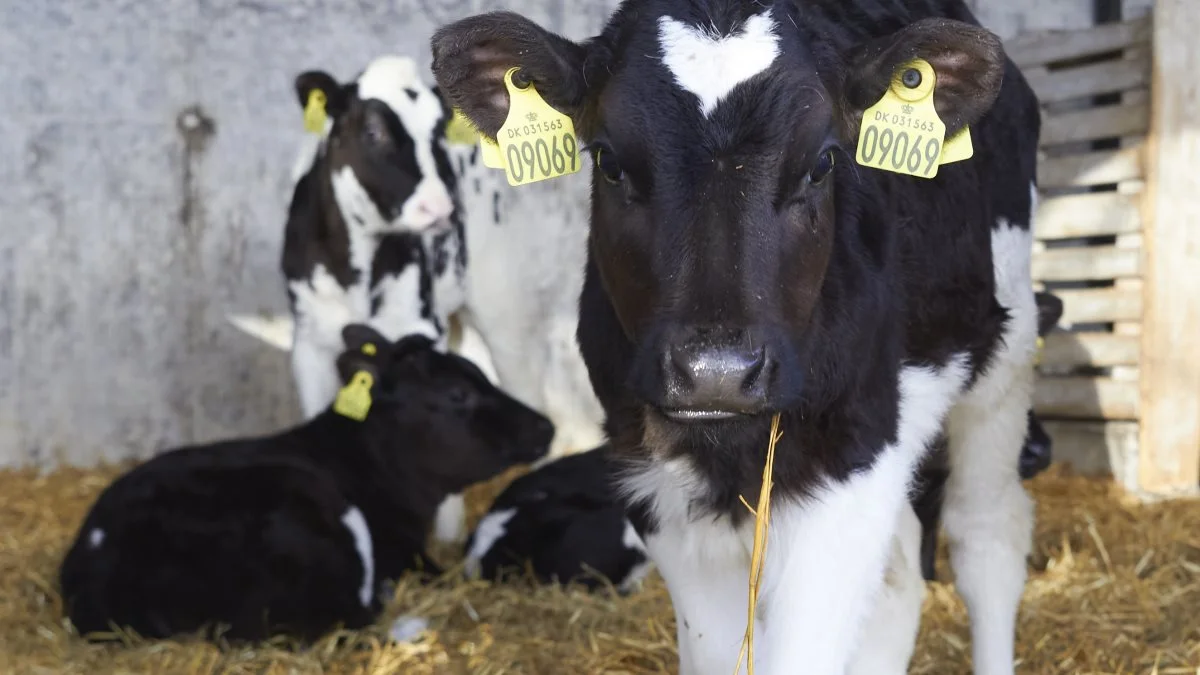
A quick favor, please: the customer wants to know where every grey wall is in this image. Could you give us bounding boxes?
[0,0,1096,468]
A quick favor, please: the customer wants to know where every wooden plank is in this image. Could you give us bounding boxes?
[1040,332,1141,368]
[1032,246,1141,282]
[1034,192,1142,240]
[1024,55,1149,104]
[1055,287,1143,325]
[1041,102,1150,147]
[1007,16,1151,68]
[1038,147,1143,187]
[1041,420,1139,485]
[1033,376,1139,420]
[1138,0,1200,495]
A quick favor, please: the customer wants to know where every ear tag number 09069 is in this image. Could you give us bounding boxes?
[496,67,581,187]
[855,59,972,179]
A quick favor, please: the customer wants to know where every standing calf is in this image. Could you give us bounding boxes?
[434,0,1043,672]
[58,325,553,643]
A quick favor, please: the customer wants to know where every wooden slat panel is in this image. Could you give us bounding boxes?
[1055,287,1143,324]
[1035,192,1142,239]
[1024,56,1149,104]
[1032,246,1141,281]
[1041,420,1139,482]
[1007,16,1152,68]
[1033,376,1140,419]
[1040,332,1141,367]
[1042,102,1150,146]
[1039,147,1144,188]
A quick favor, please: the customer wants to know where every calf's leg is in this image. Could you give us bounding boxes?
[941,222,1038,675]
[291,335,340,419]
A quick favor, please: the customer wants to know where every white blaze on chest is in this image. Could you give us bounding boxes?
[658,12,781,118]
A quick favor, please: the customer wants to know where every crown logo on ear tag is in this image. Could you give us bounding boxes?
[304,89,328,135]
[334,371,374,422]
[494,67,582,187]
[855,58,955,180]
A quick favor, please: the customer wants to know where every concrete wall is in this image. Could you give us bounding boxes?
[0,0,1098,468]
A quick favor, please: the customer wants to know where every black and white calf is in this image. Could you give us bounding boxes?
[283,55,466,420]
[59,325,553,643]
[464,445,654,593]
[435,1,1042,672]
[279,53,605,541]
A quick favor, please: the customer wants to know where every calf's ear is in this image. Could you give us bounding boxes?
[430,11,589,138]
[843,18,1006,136]
[294,70,348,118]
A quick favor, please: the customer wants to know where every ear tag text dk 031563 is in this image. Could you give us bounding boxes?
[495,67,582,187]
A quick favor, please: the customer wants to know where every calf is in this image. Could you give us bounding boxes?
[58,325,553,644]
[913,290,1065,581]
[464,445,654,593]
[434,1,1041,673]
[281,53,605,540]
[283,55,466,420]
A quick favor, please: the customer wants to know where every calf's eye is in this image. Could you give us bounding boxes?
[809,150,835,185]
[594,146,624,185]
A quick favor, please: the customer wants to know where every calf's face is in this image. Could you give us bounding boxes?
[337,325,554,492]
[432,6,1005,422]
[296,55,456,234]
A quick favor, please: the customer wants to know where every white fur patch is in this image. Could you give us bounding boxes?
[658,12,781,117]
[341,506,375,608]
[463,507,517,578]
[433,492,468,545]
[87,528,105,549]
[618,520,656,593]
[354,56,454,233]
[288,264,365,418]
[369,265,441,344]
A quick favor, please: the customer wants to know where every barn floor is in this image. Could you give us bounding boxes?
[1,463,1197,675]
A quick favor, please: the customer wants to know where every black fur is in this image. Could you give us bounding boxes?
[59,326,554,644]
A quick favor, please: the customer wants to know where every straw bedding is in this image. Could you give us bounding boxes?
[1,462,1197,674]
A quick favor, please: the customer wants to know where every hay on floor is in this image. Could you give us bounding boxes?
[0,462,1197,674]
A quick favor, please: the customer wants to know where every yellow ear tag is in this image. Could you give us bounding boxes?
[940,125,974,165]
[361,342,377,356]
[480,136,506,169]
[495,67,582,187]
[445,108,481,146]
[333,371,374,422]
[304,89,328,135]
[1034,336,1045,367]
[855,59,947,179]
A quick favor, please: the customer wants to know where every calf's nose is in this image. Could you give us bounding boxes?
[661,342,770,420]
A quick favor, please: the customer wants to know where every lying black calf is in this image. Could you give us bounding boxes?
[464,445,653,593]
[912,291,1065,581]
[59,324,553,643]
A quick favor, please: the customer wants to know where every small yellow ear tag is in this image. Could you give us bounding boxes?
[495,67,582,187]
[361,342,377,356]
[333,371,374,422]
[1034,336,1045,367]
[940,126,974,165]
[445,108,481,146]
[855,59,948,179]
[304,90,328,135]
[480,137,506,169]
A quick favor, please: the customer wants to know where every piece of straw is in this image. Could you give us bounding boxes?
[734,412,784,675]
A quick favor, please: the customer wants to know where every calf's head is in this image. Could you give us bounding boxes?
[433,4,1005,422]
[295,55,456,234]
[335,324,554,491]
